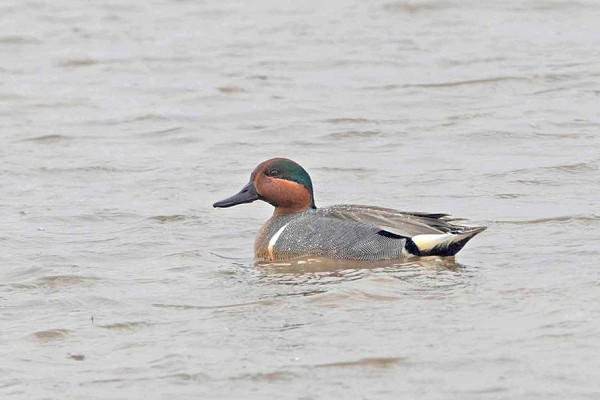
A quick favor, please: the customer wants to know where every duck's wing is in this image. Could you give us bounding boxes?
[320,204,477,237]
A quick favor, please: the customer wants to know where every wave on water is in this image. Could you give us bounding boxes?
[504,162,597,176]
[326,130,381,139]
[313,356,403,369]
[32,329,70,342]
[228,357,403,384]
[136,127,183,137]
[59,58,99,67]
[493,214,599,225]
[20,134,72,143]
[148,215,190,223]
[153,298,277,311]
[409,76,528,88]
[98,321,150,330]
[323,118,372,124]
[0,35,41,44]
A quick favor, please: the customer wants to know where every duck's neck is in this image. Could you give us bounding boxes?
[273,204,314,216]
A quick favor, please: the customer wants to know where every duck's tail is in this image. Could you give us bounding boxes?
[406,226,487,257]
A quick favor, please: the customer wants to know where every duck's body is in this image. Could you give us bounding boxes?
[254,204,485,261]
[214,158,486,262]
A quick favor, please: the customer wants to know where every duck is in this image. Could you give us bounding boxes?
[213,158,486,261]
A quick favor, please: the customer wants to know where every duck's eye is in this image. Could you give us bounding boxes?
[269,169,280,177]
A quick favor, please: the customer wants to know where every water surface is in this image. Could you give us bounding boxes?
[1,0,600,398]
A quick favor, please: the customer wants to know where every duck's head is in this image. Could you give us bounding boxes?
[213,158,316,215]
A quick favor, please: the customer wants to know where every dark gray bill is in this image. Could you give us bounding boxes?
[213,182,259,208]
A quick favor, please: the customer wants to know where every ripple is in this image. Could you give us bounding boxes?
[87,372,210,385]
[13,275,99,290]
[137,127,183,137]
[498,162,598,177]
[59,58,98,67]
[323,118,371,124]
[161,373,210,383]
[164,250,205,258]
[153,299,277,311]
[98,321,150,330]
[313,356,404,369]
[0,35,41,44]
[494,214,599,225]
[304,287,405,307]
[0,266,43,281]
[20,134,72,143]
[327,130,380,139]
[148,215,190,223]
[247,74,268,80]
[313,287,405,305]
[29,100,84,109]
[547,162,597,173]
[37,165,150,174]
[515,178,561,186]
[85,113,171,126]
[231,371,297,382]
[409,76,527,88]
[528,1,600,11]
[218,86,246,94]
[32,329,70,342]
[383,1,450,13]
[74,297,121,311]
[495,193,521,199]
[317,166,375,174]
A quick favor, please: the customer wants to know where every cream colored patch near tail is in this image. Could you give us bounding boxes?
[411,233,455,253]
[267,223,289,261]
[411,227,486,255]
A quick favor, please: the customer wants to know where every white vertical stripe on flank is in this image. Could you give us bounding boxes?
[267,223,289,260]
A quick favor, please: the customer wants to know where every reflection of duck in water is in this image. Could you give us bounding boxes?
[213,158,486,262]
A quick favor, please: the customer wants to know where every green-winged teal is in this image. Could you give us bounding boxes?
[213,158,486,261]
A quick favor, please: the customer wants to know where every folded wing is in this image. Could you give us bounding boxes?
[320,204,486,256]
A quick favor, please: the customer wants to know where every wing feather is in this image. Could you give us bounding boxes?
[319,204,474,237]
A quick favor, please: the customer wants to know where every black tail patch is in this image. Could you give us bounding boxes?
[404,238,421,256]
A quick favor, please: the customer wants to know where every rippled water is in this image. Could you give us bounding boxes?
[2,0,600,398]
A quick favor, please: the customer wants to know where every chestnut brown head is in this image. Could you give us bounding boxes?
[213,158,316,215]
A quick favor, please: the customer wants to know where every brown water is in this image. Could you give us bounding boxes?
[2,0,600,398]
